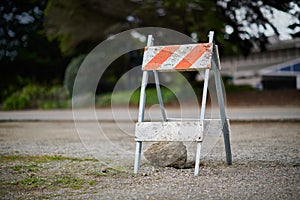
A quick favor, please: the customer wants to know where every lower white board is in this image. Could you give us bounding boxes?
[135,119,230,142]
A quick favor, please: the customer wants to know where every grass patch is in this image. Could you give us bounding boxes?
[0,155,98,163]
[54,176,85,189]
[10,175,86,190]
[0,154,131,197]
[96,87,178,107]
[89,180,97,186]
[11,163,39,173]
[17,176,47,188]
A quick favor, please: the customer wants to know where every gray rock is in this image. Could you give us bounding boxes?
[144,142,187,169]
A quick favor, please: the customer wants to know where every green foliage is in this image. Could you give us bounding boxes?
[18,177,46,188]
[44,0,139,55]
[3,84,43,110]
[0,0,67,100]
[0,0,47,60]
[54,176,85,189]
[44,0,299,57]
[1,153,125,194]
[38,86,70,109]
[64,55,86,96]
[96,87,178,107]
[2,84,70,110]
[0,76,30,102]
[0,154,98,163]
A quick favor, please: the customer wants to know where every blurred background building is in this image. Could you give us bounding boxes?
[222,36,300,90]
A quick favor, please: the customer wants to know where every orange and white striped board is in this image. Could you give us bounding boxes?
[142,43,213,71]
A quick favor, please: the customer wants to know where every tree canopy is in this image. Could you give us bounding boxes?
[0,0,46,60]
[0,0,299,107]
[0,0,68,101]
[44,0,300,56]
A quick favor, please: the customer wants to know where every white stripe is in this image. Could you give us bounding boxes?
[142,46,163,68]
[157,44,195,70]
[190,50,212,69]
[142,44,212,70]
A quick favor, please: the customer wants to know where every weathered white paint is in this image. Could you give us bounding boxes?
[135,119,230,142]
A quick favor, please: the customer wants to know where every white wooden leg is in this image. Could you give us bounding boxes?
[134,141,142,174]
[194,142,202,176]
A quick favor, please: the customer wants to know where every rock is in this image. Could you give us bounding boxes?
[144,142,187,169]
[184,160,195,168]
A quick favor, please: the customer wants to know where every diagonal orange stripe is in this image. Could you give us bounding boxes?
[144,45,180,70]
[174,43,211,70]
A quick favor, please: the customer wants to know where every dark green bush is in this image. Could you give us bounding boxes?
[38,86,70,109]
[0,76,30,102]
[64,55,86,96]
[2,92,30,110]
[3,85,44,110]
[2,84,70,110]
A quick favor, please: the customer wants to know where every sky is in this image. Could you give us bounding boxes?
[244,4,300,40]
[267,6,300,40]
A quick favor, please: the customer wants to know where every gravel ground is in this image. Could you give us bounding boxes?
[0,121,299,199]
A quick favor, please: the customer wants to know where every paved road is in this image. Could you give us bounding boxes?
[1,121,299,199]
[0,106,299,122]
